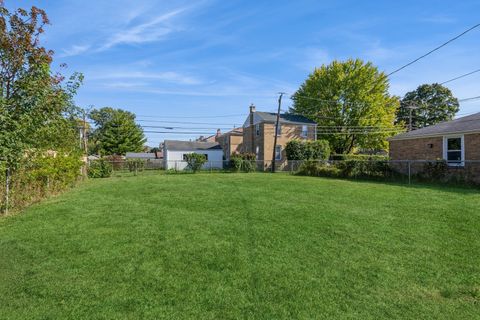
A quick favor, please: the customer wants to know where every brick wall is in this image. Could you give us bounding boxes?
[389,137,443,160]
[389,133,480,183]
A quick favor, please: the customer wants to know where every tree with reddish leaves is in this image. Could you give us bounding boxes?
[0,2,83,213]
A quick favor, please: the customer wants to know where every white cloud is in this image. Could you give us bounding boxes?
[60,44,91,57]
[90,71,203,85]
[99,8,188,50]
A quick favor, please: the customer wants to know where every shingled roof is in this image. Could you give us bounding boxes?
[164,140,222,151]
[255,112,316,125]
[390,112,480,140]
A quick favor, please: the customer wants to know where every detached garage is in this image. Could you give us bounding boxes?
[163,140,224,170]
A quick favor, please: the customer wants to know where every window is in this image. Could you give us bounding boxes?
[255,124,260,136]
[301,125,308,138]
[275,145,282,160]
[183,154,188,161]
[443,135,464,166]
[255,146,259,158]
[276,124,282,136]
[203,154,208,161]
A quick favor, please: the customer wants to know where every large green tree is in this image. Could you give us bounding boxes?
[0,3,82,165]
[397,83,459,130]
[290,59,400,154]
[89,107,146,155]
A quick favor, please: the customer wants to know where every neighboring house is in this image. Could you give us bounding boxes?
[389,112,480,181]
[125,152,156,160]
[163,140,224,170]
[215,127,244,160]
[242,104,317,164]
[197,129,222,143]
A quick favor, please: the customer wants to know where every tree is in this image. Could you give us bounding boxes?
[290,59,400,154]
[397,84,459,130]
[184,153,206,172]
[89,107,146,155]
[285,140,330,161]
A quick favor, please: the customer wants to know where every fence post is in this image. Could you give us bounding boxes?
[408,161,411,185]
[209,161,212,173]
[4,167,10,215]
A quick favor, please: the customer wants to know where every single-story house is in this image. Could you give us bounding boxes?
[163,140,224,170]
[389,112,480,182]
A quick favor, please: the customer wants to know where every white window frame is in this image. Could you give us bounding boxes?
[443,135,465,167]
[275,145,282,161]
[301,125,308,138]
[255,124,260,136]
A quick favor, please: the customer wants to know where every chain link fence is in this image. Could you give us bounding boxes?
[94,158,480,186]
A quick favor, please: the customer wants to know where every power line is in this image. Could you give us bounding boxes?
[441,68,480,85]
[136,119,241,126]
[386,23,480,77]
[459,95,480,102]
[136,113,245,119]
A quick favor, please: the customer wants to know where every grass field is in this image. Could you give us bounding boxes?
[1,173,479,319]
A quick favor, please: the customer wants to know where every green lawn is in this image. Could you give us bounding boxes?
[0,173,479,319]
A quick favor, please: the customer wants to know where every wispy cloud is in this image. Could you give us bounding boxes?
[60,44,91,57]
[90,70,204,85]
[99,8,188,50]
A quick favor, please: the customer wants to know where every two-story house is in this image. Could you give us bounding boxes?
[215,127,244,160]
[242,104,317,164]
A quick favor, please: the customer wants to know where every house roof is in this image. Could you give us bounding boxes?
[219,127,243,137]
[125,152,156,159]
[164,140,222,151]
[255,112,316,125]
[390,112,480,140]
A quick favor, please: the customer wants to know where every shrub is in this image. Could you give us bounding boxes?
[127,159,145,174]
[420,160,448,181]
[229,153,256,172]
[184,153,207,172]
[297,160,341,177]
[88,159,113,178]
[104,155,124,170]
[286,140,330,161]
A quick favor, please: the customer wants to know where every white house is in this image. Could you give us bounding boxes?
[163,140,224,170]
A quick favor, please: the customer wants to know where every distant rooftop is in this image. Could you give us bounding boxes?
[125,152,156,159]
[390,112,480,140]
[164,140,222,151]
[256,111,316,125]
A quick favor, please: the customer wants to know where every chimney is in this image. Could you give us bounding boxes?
[216,129,221,137]
[249,103,256,114]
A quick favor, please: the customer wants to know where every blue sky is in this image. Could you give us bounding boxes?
[8,0,480,146]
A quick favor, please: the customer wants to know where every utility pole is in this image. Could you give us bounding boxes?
[271,92,285,173]
[406,104,418,131]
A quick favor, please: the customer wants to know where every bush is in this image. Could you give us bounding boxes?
[88,159,113,178]
[286,140,330,161]
[0,152,83,213]
[104,155,124,170]
[184,153,207,172]
[127,159,145,174]
[297,160,341,177]
[419,160,448,181]
[229,153,256,172]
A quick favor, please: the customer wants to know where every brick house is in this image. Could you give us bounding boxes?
[215,127,243,160]
[389,112,480,182]
[242,104,317,165]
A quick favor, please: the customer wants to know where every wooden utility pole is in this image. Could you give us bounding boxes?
[271,92,285,173]
[407,104,418,131]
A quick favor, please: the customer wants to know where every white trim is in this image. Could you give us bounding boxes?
[443,134,465,167]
